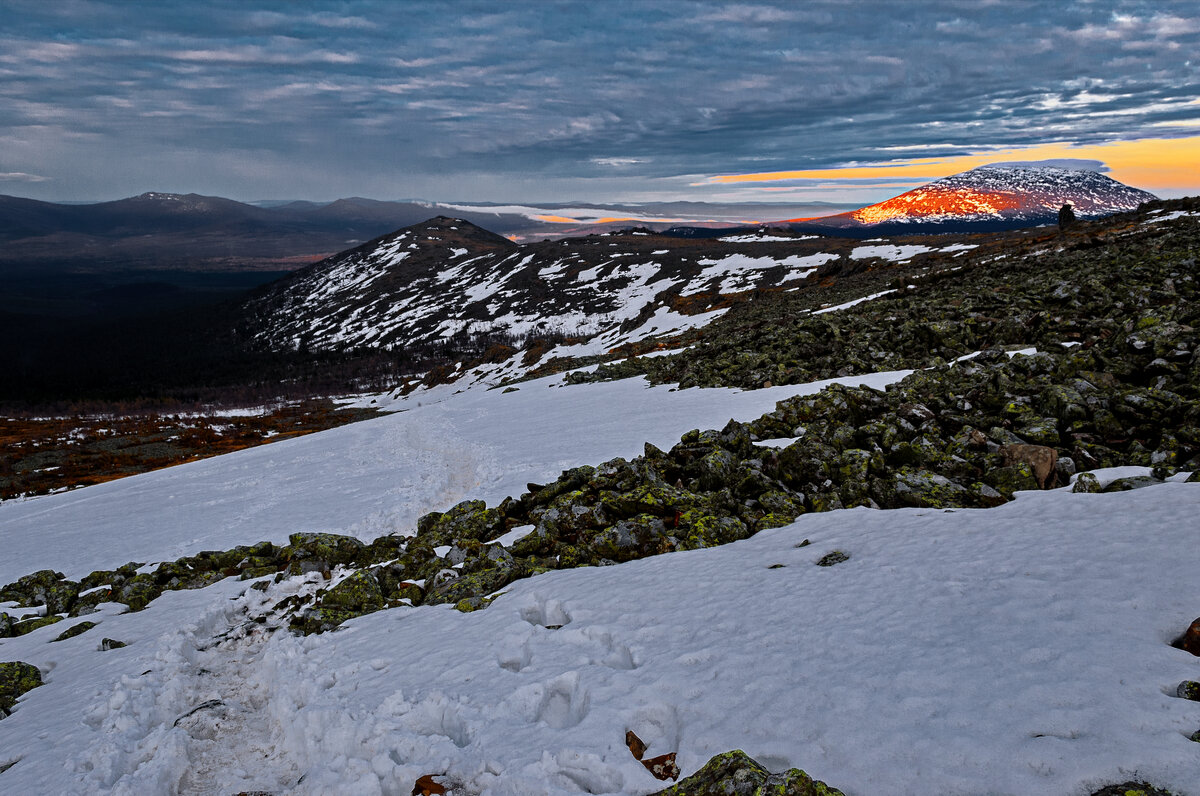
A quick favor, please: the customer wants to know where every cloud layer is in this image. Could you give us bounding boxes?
[1,0,1197,202]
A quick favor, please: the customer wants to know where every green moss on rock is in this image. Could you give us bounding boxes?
[0,661,43,717]
[51,621,97,642]
[1088,781,1175,796]
[11,615,63,636]
[649,749,845,796]
[282,532,365,574]
[0,569,80,614]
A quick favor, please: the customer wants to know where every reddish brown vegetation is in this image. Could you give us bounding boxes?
[0,399,384,500]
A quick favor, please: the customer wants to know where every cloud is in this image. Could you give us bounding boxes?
[986,159,1109,172]
[0,0,1196,202]
[0,171,49,182]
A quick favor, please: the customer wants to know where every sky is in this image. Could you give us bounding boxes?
[1,0,1199,205]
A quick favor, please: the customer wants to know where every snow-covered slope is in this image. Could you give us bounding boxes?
[1,373,1197,795]
[789,165,1156,232]
[243,217,889,356]
[0,371,910,585]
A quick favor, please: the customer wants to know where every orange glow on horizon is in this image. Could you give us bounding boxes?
[703,135,1200,194]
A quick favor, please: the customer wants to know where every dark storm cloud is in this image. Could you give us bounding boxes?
[0,0,1196,201]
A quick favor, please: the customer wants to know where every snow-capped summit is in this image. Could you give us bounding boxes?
[852,165,1156,223]
[789,163,1157,234]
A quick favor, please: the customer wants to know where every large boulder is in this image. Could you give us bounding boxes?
[0,661,43,718]
[281,532,365,574]
[424,558,529,610]
[590,515,671,562]
[0,570,80,614]
[876,468,969,509]
[290,570,386,634]
[421,500,506,545]
[11,615,63,636]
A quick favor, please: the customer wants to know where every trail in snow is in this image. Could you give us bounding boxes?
[36,481,1200,796]
[4,370,1197,795]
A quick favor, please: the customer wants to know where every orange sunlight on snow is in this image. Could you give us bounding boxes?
[850,187,1024,223]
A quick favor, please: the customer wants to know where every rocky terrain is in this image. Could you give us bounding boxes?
[242,213,1040,375]
[1,195,1197,795]
[8,198,1196,632]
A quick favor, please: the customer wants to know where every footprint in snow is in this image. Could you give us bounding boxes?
[519,595,572,629]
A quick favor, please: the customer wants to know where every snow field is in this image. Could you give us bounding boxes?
[3,371,1198,795]
[5,483,1198,794]
[0,371,911,585]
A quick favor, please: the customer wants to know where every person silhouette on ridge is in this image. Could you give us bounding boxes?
[1058,203,1076,231]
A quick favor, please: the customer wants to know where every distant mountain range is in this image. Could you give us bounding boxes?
[0,193,851,275]
[783,165,1156,236]
[0,193,511,274]
[0,165,1157,282]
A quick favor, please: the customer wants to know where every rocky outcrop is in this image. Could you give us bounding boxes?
[649,750,844,796]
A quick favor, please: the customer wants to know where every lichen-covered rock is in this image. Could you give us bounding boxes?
[423,500,506,545]
[282,532,365,574]
[0,661,43,717]
[1072,472,1101,493]
[590,514,671,562]
[879,468,969,509]
[11,615,63,636]
[984,463,1040,495]
[425,559,528,608]
[320,570,384,612]
[100,638,127,651]
[677,512,750,551]
[1102,475,1162,492]
[289,570,386,634]
[1176,680,1200,701]
[1088,781,1176,796]
[816,551,850,567]
[649,749,845,796]
[112,575,163,612]
[51,621,97,642]
[156,562,230,591]
[0,569,80,614]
